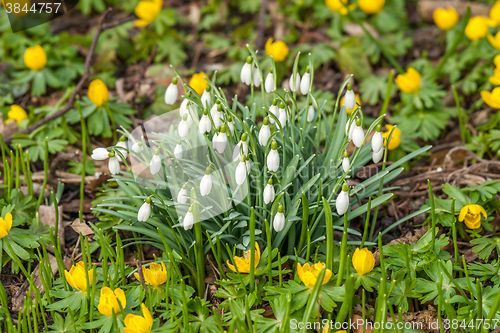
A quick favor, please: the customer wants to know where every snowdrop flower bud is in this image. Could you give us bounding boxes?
[241,56,253,85]
[345,117,356,140]
[263,178,275,204]
[278,102,287,127]
[307,101,314,123]
[352,118,364,148]
[174,140,183,159]
[245,154,251,175]
[91,147,109,160]
[132,141,143,153]
[179,113,190,138]
[371,124,383,153]
[233,133,248,161]
[253,68,261,87]
[300,66,310,95]
[201,85,212,108]
[344,83,356,110]
[265,68,274,93]
[183,206,194,230]
[108,151,120,175]
[213,125,228,154]
[116,136,128,159]
[267,140,280,172]
[200,167,213,196]
[179,92,190,117]
[289,72,301,93]
[137,197,151,222]
[269,99,278,124]
[165,77,178,105]
[199,109,212,134]
[336,182,349,215]
[211,101,223,128]
[235,156,247,185]
[177,184,188,203]
[372,149,384,163]
[342,151,350,173]
[259,117,271,146]
[150,149,162,175]
[226,116,235,135]
[274,204,285,232]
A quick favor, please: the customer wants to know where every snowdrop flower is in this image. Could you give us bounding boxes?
[278,102,287,127]
[201,85,212,108]
[183,206,194,230]
[267,140,280,172]
[91,148,121,175]
[265,68,274,93]
[131,141,143,153]
[233,133,248,161]
[289,72,301,93]
[164,77,178,105]
[372,148,384,163]
[226,116,235,135]
[263,178,275,205]
[137,197,151,222]
[213,125,228,154]
[179,93,190,117]
[274,204,285,232]
[199,109,212,134]
[371,125,383,153]
[307,101,315,123]
[342,151,350,173]
[116,137,128,159]
[177,184,188,204]
[174,140,183,159]
[344,83,356,110]
[150,149,162,175]
[211,101,223,128]
[200,167,213,196]
[300,66,310,95]
[235,156,247,185]
[352,118,364,148]
[253,68,261,87]
[91,147,110,160]
[245,154,251,175]
[178,113,190,138]
[259,117,271,146]
[241,56,253,85]
[336,182,349,216]
[268,99,278,124]
[345,117,356,140]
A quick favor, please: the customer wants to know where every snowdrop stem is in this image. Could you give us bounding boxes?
[297,192,309,259]
[191,188,205,297]
[77,98,87,221]
[322,196,334,271]
[330,74,353,142]
[379,70,394,119]
[104,102,117,142]
[249,208,256,292]
[264,219,273,284]
[360,197,372,249]
[336,193,349,286]
[206,232,226,280]
[36,138,49,211]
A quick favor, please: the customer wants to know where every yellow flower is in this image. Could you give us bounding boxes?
[382,124,401,150]
[23,45,47,71]
[265,38,289,62]
[459,204,487,229]
[495,54,500,67]
[64,261,94,292]
[358,0,384,15]
[480,87,500,108]
[134,0,162,27]
[5,105,28,125]
[88,79,109,107]
[124,303,153,333]
[297,262,332,288]
[98,287,126,316]
[490,1,500,26]
[488,31,500,50]
[395,67,421,93]
[341,93,361,115]
[189,72,209,96]
[0,213,13,239]
[489,67,500,85]
[465,16,494,41]
[325,0,355,15]
[227,242,260,273]
[433,7,459,31]
[352,247,375,275]
[134,262,167,288]
[2,0,31,17]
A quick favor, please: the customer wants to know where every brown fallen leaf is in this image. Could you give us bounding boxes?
[70,218,94,238]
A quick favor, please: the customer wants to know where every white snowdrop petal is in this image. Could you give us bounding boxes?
[344,90,356,110]
[371,132,384,153]
[300,72,310,95]
[259,125,271,146]
[200,174,212,196]
[263,184,275,205]
[183,211,194,230]
[150,155,162,175]
[235,161,247,185]
[352,126,364,148]
[165,83,178,105]
[108,156,120,175]
[372,149,384,163]
[91,148,109,160]
[273,212,285,232]
[336,191,349,215]
[137,202,151,222]
[177,188,188,204]
[265,73,274,93]
[253,68,261,87]
[174,144,183,159]
[342,157,350,173]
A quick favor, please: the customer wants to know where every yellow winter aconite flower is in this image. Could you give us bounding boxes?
[325,0,355,15]
[341,93,361,115]
[297,262,332,288]
[65,261,94,292]
[134,0,162,27]
[227,242,260,273]
[382,124,401,150]
[480,87,500,108]
[489,67,500,85]
[395,67,421,93]
[433,7,459,31]
[23,45,47,71]
[5,105,28,125]
[189,72,209,96]
[124,303,153,333]
[134,262,167,288]
[98,287,126,316]
[0,213,13,239]
[459,204,487,229]
[488,31,500,50]
[465,16,494,41]
[88,79,109,107]
[265,38,289,62]
[358,0,384,15]
[352,247,375,275]
[490,1,500,26]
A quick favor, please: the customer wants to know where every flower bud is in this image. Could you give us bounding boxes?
[300,67,310,95]
[177,185,188,204]
[183,207,194,230]
[307,101,314,123]
[24,45,47,71]
[150,149,161,175]
[174,141,183,159]
[259,117,271,146]
[344,84,356,110]
[342,151,350,173]
[352,118,364,148]
[164,77,178,105]
[137,198,151,221]
[200,167,212,196]
[267,141,280,172]
[371,125,383,153]
[253,68,261,87]
[235,156,247,185]
[263,178,275,204]
[336,182,349,215]
[289,73,301,93]
[274,204,285,232]
[265,71,274,93]
[352,247,375,275]
[241,57,253,85]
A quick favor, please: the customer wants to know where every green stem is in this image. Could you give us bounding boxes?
[428,180,436,255]
[452,85,467,143]
[336,209,348,286]
[36,138,49,210]
[77,98,87,221]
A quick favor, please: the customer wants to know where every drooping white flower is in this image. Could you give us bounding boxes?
[300,68,310,95]
[344,83,356,110]
[273,204,285,232]
[336,183,349,216]
[233,133,248,161]
[352,119,364,148]
[213,125,228,154]
[200,167,212,196]
[345,118,356,140]
[150,149,162,175]
[265,71,274,93]
[116,138,128,159]
[91,147,109,160]
[268,100,278,124]
[132,141,143,153]
[183,208,194,230]
[263,178,275,205]
[211,103,223,129]
[108,155,120,175]
[253,68,261,87]
[372,149,384,163]
[201,86,212,109]
[371,127,383,153]
[174,142,183,159]
[278,103,287,127]
[165,77,178,105]
[245,155,251,175]
[267,141,280,172]
[177,185,188,203]
[92,148,120,175]
[199,110,212,134]
[342,151,350,173]
[235,157,247,185]
[179,97,189,117]
[137,197,151,222]
[289,73,301,93]
[226,116,235,135]
[307,103,314,123]
[178,113,190,138]
[259,117,271,146]
[241,57,252,85]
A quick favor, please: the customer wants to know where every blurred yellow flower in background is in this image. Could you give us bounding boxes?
[325,0,355,15]
[24,45,47,70]
[382,124,401,150]
[0,213,13,239]
[459,204,487,229]
[489,67,500,85]
[490,1,500,26]
[65,262,94,292]
[433,7,459,31]
[88,79,109,107]
[134,262,167,288]
[98,287,126,316]
[395,68,421,93]
[265,38,289,62]
[481,87,500,108]
[465,16,494,41]
[189,72,209,96]
[297,262,332,288]
[352,247,375,275]
[358,0,385,15]
[134,0,162,27]
[488,31,500,50]
[124,303,153,333]
[5,105,28,125]
[341,93,361,115]
[227,242,260,273]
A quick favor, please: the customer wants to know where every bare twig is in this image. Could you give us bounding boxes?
[255,0,268,50]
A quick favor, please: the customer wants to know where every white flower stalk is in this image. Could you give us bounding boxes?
[199,109,212,134]
[211,102,223,129]
[108,154,120,175]
[164,77,178,105]
[268,99,278,124]
[253,68,261,87]
[265,70,274,93]
[307,102,314,123]
[371,125,383,153]
[300,67,310,95]
[174,141,183,159]
[233,133,248,161]
[273,204,285,232]
[177,185,188,203]
[240,56,252,85]
[345,117,356,140]
[183,207,194,230]
[91,147,109,160]
[137,197,151,222]
[178,113,190,138]
[213,125,228,154]
[263,178,275,205]
[201,85,212,108]
[131,141,143,153]
[200,167,212,196]
[116,137,128,159]
[336,182,349,216]
[267,140,280,172]
[278,102,287,127]
[235,156,247,185]
[259,117,271,146]
[245,154,251,175]
[150,149,162,175]
[226,116,235,135]
[344,83,356,110]
[342,151,350,173]
[373,148,384,163]
[289,73,301,93]
[352,118,364,148]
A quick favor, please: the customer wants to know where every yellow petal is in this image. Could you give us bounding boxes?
[141,303,153,328]
[458,206,468,222]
